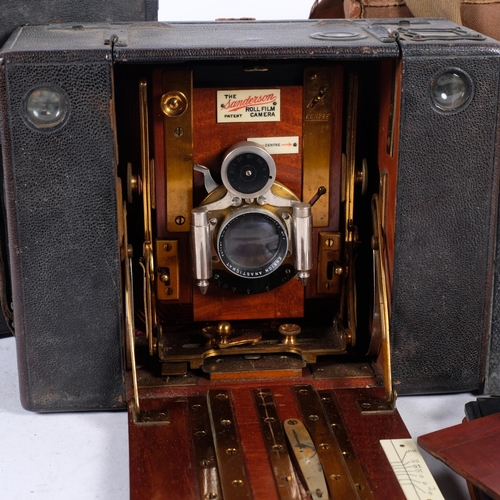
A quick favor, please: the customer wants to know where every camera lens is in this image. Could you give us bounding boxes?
[24,86,68,129]
[218,210,288,278]
[431,69,472,112]
[221,142,276,198]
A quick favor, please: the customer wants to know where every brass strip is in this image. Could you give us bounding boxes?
[386,61,398,158]
[139,79,156,356]
[379,172,388,235]
[122,201,140,413]
[207,390,252,499]
[293,385,361,499]
[303,67,333,227]
[252,389,301,500]
[343,72,359,346]
[371,195,395,405]
[318,391,374,499]
[162,69,193,233]
[188,396,223,500]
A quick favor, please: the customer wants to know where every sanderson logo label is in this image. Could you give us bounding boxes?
[217,89,281,123]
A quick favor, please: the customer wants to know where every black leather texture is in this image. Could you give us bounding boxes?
[0,0,158,47]
[0,1,158,338]
[391,37,500,394]
[0,42,125,411]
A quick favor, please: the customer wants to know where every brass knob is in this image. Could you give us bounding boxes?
[217,321,233,345]
[279,323,301,345]
[161,91,188,117]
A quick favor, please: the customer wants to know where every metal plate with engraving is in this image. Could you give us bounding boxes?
[303,66,334,227]
[284,418,328,500]
[207,390,252,499]
[253,389,302,500]
[293,385,364,499]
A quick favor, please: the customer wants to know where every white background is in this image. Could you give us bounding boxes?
[158,1,311,22]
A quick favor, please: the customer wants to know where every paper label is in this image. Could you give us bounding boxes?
[217,89,280,123]
[247,136,299,155]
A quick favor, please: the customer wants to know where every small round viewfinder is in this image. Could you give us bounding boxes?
[431,69,473,112]
[221,142,276,198]
[24,86,68,129]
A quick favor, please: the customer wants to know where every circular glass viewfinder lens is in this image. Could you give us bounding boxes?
[431,70,472,112]
[25,87,68,129]
[218,212,288,278]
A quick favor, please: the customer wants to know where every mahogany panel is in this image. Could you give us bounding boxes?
[332,387,409,499]
[192,273,304,321]
[129,377,410,500]
[418,412,500,500]
[192,86,303,202]
[129,398,199,500]
[377,58,402,291]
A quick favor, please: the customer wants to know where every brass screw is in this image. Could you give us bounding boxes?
[175,216,186,225]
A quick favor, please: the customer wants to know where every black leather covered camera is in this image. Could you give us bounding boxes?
[1,17,500,499]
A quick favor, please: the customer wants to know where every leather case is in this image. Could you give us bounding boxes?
[2,17,500,498]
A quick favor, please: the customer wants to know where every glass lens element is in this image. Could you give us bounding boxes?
[25,87,67,128]
[219,212,287,277]
[431,71,472,111]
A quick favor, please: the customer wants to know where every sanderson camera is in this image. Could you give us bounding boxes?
[2,17,500,498]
